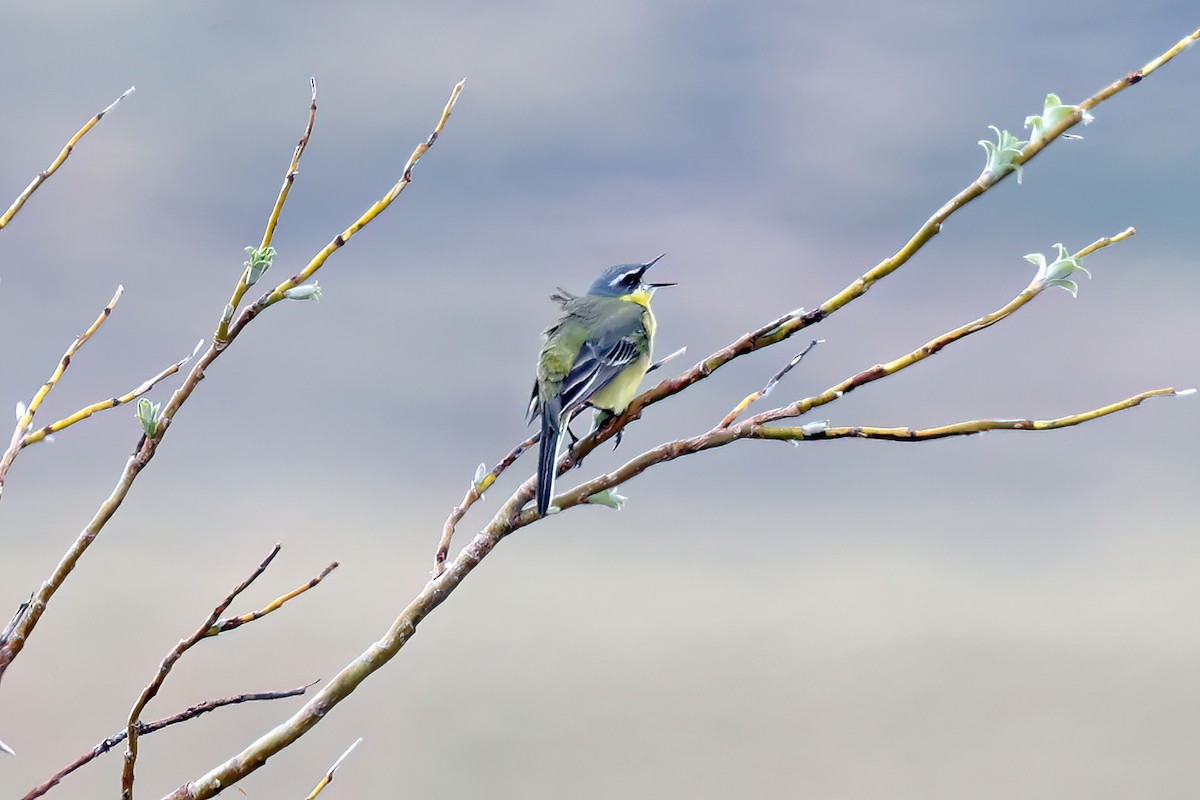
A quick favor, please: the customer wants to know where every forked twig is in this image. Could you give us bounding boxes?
[207,560,338,636]
[718,340,822,428]
[21,340,204,448]
[120,546,284,799]
[216,78,320,343]
[0,286,125,497]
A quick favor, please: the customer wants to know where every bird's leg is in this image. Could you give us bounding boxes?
[563,407,586,469]
[590,408,622,450]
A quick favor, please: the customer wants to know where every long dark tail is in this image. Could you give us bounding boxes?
[537,404,561,516]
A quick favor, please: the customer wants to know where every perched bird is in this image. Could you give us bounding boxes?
[528,256,674,516]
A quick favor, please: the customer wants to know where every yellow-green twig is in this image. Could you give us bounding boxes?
[215,79,319,343]
[21,341,202,448]
[0,286,124,495]
[751,388,1184,442]
[0,88,135,231]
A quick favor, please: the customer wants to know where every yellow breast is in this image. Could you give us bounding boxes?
[590,300,655,414]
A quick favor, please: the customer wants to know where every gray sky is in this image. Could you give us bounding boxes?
[2,3,1198,798]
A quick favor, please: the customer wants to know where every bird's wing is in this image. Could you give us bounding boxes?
[558,334,642,416]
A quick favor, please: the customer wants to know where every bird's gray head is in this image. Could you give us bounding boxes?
[586,254,674,298]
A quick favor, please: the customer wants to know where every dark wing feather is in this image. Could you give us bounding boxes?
[558,336,641,416]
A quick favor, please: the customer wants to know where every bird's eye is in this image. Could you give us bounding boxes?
[622,273,638,285]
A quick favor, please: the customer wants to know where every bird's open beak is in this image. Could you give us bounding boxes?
[641,253,675,287]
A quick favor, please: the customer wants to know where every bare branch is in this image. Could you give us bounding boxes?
[121,545,283,799]
[23,683,315,800]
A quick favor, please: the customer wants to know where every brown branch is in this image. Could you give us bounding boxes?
[23,683,315,800]
[121,545,283,800]
[0,87,134,231]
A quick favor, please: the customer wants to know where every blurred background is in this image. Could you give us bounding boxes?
[1,2,1197,798]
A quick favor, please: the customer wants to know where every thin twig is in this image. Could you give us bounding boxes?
[718,340,823,428]
[0,87,135,231]
[646,346,688,374]
[23,683,315,800]
[207,561,338,636]
[121,545,282,800]
[304,738,363,800]
[435,433,538,576]
[0,286,125,498]
[262,76,318,252]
